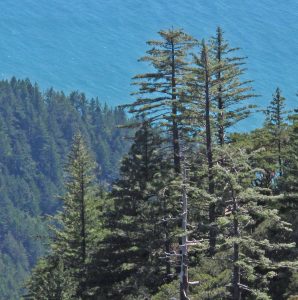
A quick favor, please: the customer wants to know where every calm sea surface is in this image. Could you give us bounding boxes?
[0,0,297,129]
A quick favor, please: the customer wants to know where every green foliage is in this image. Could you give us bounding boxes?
[189,256,231,299]
[152,281,180,300]
[285,271,298,299]
[127,28,195,124]
[3,27,298,300]
[212,146,295,299]
[210,27,255,144]
[125,28,196,173]
[264,87,289,176]
[25,133,108,299]
[281,109,298,193]
[0,78,129,299]
[92,122,178,298]
[23,256,77,300]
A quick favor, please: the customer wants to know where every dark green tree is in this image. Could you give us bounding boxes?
[278,109,298,299]
[187,40,218,255]
[211,27,255,146]
[93,122,176,299]
[281,109,298,196]
[265,87,288,176]
[25,133,102,299]
[186,30,255,255]
[184,146,295,300]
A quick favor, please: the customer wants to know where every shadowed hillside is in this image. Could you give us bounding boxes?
[0,78,130,299]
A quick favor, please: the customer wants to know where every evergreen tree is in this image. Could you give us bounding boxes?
[211,27,255,146]
[25,133,101,299]
[229,113,298,298]
[125,28,195,173]
[211,146,294,299]
[187,40,218,255]
[234,88,288,188]
[186,30,255,255]
[282,109,298,193]
[0,77,129,299]
[265,87,288,176]
[93,122,176,299]
[278,109,298,299]
[175,145,295,300]
[24,255,77,300]
[14,28,298,300]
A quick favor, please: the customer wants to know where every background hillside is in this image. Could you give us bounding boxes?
[0,78,129,299]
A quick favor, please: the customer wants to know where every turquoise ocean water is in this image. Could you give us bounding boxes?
[0,0,297,129]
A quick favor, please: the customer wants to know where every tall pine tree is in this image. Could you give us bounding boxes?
[265,87,288,176]
[211,27,255,146]
[125,28,195,173]
[25,133,101,299]
[94,122,177,299]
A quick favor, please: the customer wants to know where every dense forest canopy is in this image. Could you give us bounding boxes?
[0,27,297,300]
[0,78,130,299]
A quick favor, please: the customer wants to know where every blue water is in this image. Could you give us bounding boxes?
[0,0,297,129]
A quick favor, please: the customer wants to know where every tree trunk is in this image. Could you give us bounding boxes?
[79,170,87,297]
[277,100,282,176]
[278,138,282,176]
[165,231,172,280]
[171,39,181,174]
[216,29,225,147]
[80,178,86,264]
[233,194,241,300]
[202,44,216,256]
[180,163,189,300]
[233,242,241,300]
[217,87,225,147]
[144,122,149,184]
[162,195,172,281]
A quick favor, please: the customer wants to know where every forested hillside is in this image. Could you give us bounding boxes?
[0,78,129,299]
[24,28,298,299]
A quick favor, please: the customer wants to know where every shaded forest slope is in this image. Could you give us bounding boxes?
[0,77,129,298]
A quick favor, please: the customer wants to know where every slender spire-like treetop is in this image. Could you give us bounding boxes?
[211,26,255,146]
[265,87,288,175]
[25,132,100,299]
[52,132,96,298]
[186,40,218,255]
[95,122,172,299]
[125,28,196,174]
[184,28,255,256]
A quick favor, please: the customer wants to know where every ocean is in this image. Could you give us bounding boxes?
[0,0,297,129]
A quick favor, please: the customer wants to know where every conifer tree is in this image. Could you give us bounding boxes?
[21,28,298,300]
[186,30,255,255]
[24,255,77,300]
[94,122,176,299]
[243,88,289,188]
[125,29,195,173]
[282,109,298,193]
[211,27,255,146]
[25,132,100,299]
[188,40,218,255]
[278,109,298,298]
[212,146,294,299]
[265,87,288,176]
[54,132,95,298]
